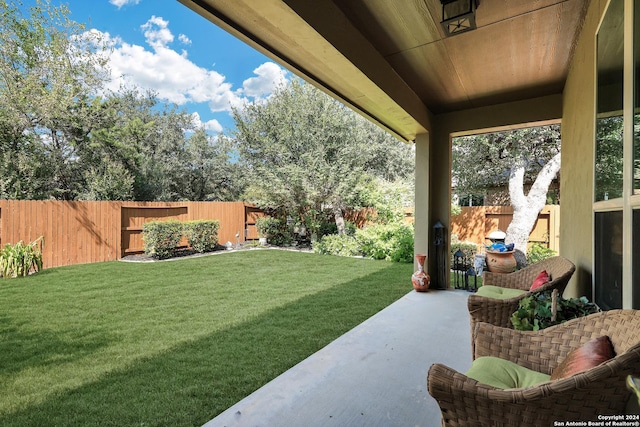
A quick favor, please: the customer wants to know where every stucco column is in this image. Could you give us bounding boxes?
[414,132,430,268]
[431,125,453,289]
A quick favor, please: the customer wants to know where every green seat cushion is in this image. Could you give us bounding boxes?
[466,356,551,389]
[476,285,526,300]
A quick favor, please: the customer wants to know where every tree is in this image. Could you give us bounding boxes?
[182,130,244,201]
[0,2,244,203]
[78,161,135,201]
[87,88,231,202]
[358,176,414,224]
[0,0,110,199]
[232,79,414,234]
[452,125,561,265]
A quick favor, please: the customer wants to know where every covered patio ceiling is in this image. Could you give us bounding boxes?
[177,0,589,142]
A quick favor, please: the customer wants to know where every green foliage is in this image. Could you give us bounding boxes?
[234,79,414,230]
[452,125,561,201]
[318,219,357,238]
[313,234,360,257]
[450,241,478,265]
[356,226,391,260]
[526,243,557,265]
[255,216,294,246]
[184,220,220,253]
[0,0,110,200]
[94,91,242,202]
[315,223,414,262]
[388,225,415,263]
[0,1,243,202]
[79,161,135,201]
[510,290,600,331]
[357,177,414,224]
[142,220,184,259]
[255,216,280,238]
[181,130,244,202]
[0,236,43,278]
[595,116,624,201]
[300,208,324,236]
[355,223,414,263]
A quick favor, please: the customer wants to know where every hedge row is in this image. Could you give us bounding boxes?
[313,223,414,263]
[142,220,220,259]
[315,228,486,265]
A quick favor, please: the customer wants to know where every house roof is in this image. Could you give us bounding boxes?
[177,0,589,141]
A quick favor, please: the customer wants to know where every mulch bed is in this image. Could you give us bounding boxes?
[120,245,229,262]
[120,242,313,262]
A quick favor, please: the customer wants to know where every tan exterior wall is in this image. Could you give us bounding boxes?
[427,125,452,288]
[560,0,608,298]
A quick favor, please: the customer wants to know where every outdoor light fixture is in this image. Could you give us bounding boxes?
[440,0,478,37]
[453,249,466,289]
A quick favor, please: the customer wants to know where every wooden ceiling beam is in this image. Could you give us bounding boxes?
[282,0,434,135]
[177,0,431,141]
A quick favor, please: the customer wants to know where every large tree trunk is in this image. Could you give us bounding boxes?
[505,152,561,267]
[333,204,346,235]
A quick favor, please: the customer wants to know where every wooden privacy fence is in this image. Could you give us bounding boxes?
[451,205,560,252]
[0,200,264,269]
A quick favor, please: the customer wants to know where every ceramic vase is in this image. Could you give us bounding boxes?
[485,250,517,274]
[411,254,430,292]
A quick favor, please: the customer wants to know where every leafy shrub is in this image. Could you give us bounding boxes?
[356,226,391,260]
[355,223,414,263]
[0,236,44,278]
[510,290,600,331]
[450,241,478,265]
[255,216,294,246]
[357,177,413,225]
[316,219,338,238]
[270,227,295,246]
[256,216,279,238]
[313,234,360,257]
[388,225,414,263]
[317,220,357,238]
[184,220,220,253]
[527,243,557,265]
[142,220,184,259]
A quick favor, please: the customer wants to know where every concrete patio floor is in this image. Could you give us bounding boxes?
[203,288,472,427]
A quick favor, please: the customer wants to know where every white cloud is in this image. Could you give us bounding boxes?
[141,16,173,49]
[88,17,288,119]
[178,34,192,45]
[191,113,223,133]
[242,62,288,98]
[109,0,141,9]
[204,119,223,133]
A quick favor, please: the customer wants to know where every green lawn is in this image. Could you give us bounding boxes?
[0,250,413,427]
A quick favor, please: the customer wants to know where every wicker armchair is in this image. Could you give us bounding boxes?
[468,256,575,335]
[428,310,640,427]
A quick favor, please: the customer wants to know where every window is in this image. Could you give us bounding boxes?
[594,211,623,310]
[635,0,640,195]
[595,0,624,202]
[634,210,640,307]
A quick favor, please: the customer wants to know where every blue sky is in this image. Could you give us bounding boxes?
[43,0,290,133]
